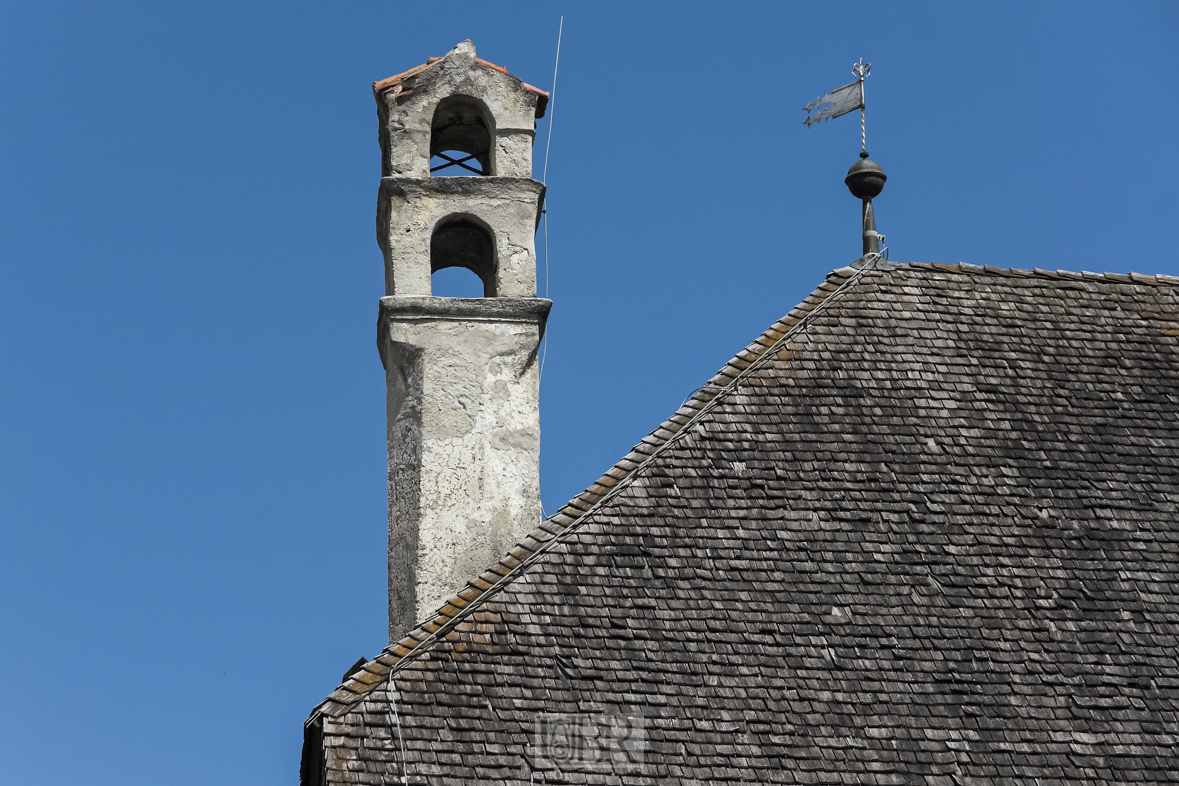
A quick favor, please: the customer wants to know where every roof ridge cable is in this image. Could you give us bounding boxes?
[391,684,408,786]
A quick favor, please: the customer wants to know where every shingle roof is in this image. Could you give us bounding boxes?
[304,259,1179,785]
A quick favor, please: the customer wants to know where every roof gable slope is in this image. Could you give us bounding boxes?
[307,261,1179,785]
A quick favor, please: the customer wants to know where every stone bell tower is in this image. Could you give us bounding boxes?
[373,41,551,641]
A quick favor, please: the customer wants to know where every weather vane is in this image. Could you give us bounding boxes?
[805,58,871,155]
[804,59,888,258]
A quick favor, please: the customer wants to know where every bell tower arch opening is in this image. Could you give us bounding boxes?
[430,216,496,297]
[430,96,494,176]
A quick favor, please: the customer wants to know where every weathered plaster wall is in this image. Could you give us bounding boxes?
[374,41,549,642]
[380,297,550,640]
[376,177,544,297]
[375,40,540,179]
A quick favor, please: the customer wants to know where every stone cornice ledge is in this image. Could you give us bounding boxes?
[378,176,546,197]
[379,295,551,323]
[377,296,551,369]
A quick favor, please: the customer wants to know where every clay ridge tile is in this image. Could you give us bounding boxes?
[372,53,549,116]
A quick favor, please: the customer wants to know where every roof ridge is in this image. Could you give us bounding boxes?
[902,261,1179,286]
[372,51,549,114]
[310,261,876,720]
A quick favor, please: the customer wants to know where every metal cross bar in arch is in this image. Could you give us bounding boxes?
[430,151,483,175]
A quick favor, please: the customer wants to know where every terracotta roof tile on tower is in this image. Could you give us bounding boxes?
[372,42,549,116]
[303,260,1179,785]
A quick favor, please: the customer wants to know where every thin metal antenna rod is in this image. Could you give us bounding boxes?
[538,16,562,388]
[542,16,563,185]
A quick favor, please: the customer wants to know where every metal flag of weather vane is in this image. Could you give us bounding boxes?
[804,59,889,259]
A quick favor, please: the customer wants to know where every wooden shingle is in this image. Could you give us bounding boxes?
[303,262,1179,785]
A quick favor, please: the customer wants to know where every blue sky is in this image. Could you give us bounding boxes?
[2,2,1177,784]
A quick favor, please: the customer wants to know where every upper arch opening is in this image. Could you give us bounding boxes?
[430,96,494,176]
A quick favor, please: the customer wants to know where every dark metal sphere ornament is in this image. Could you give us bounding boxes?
[845,153,887,200]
